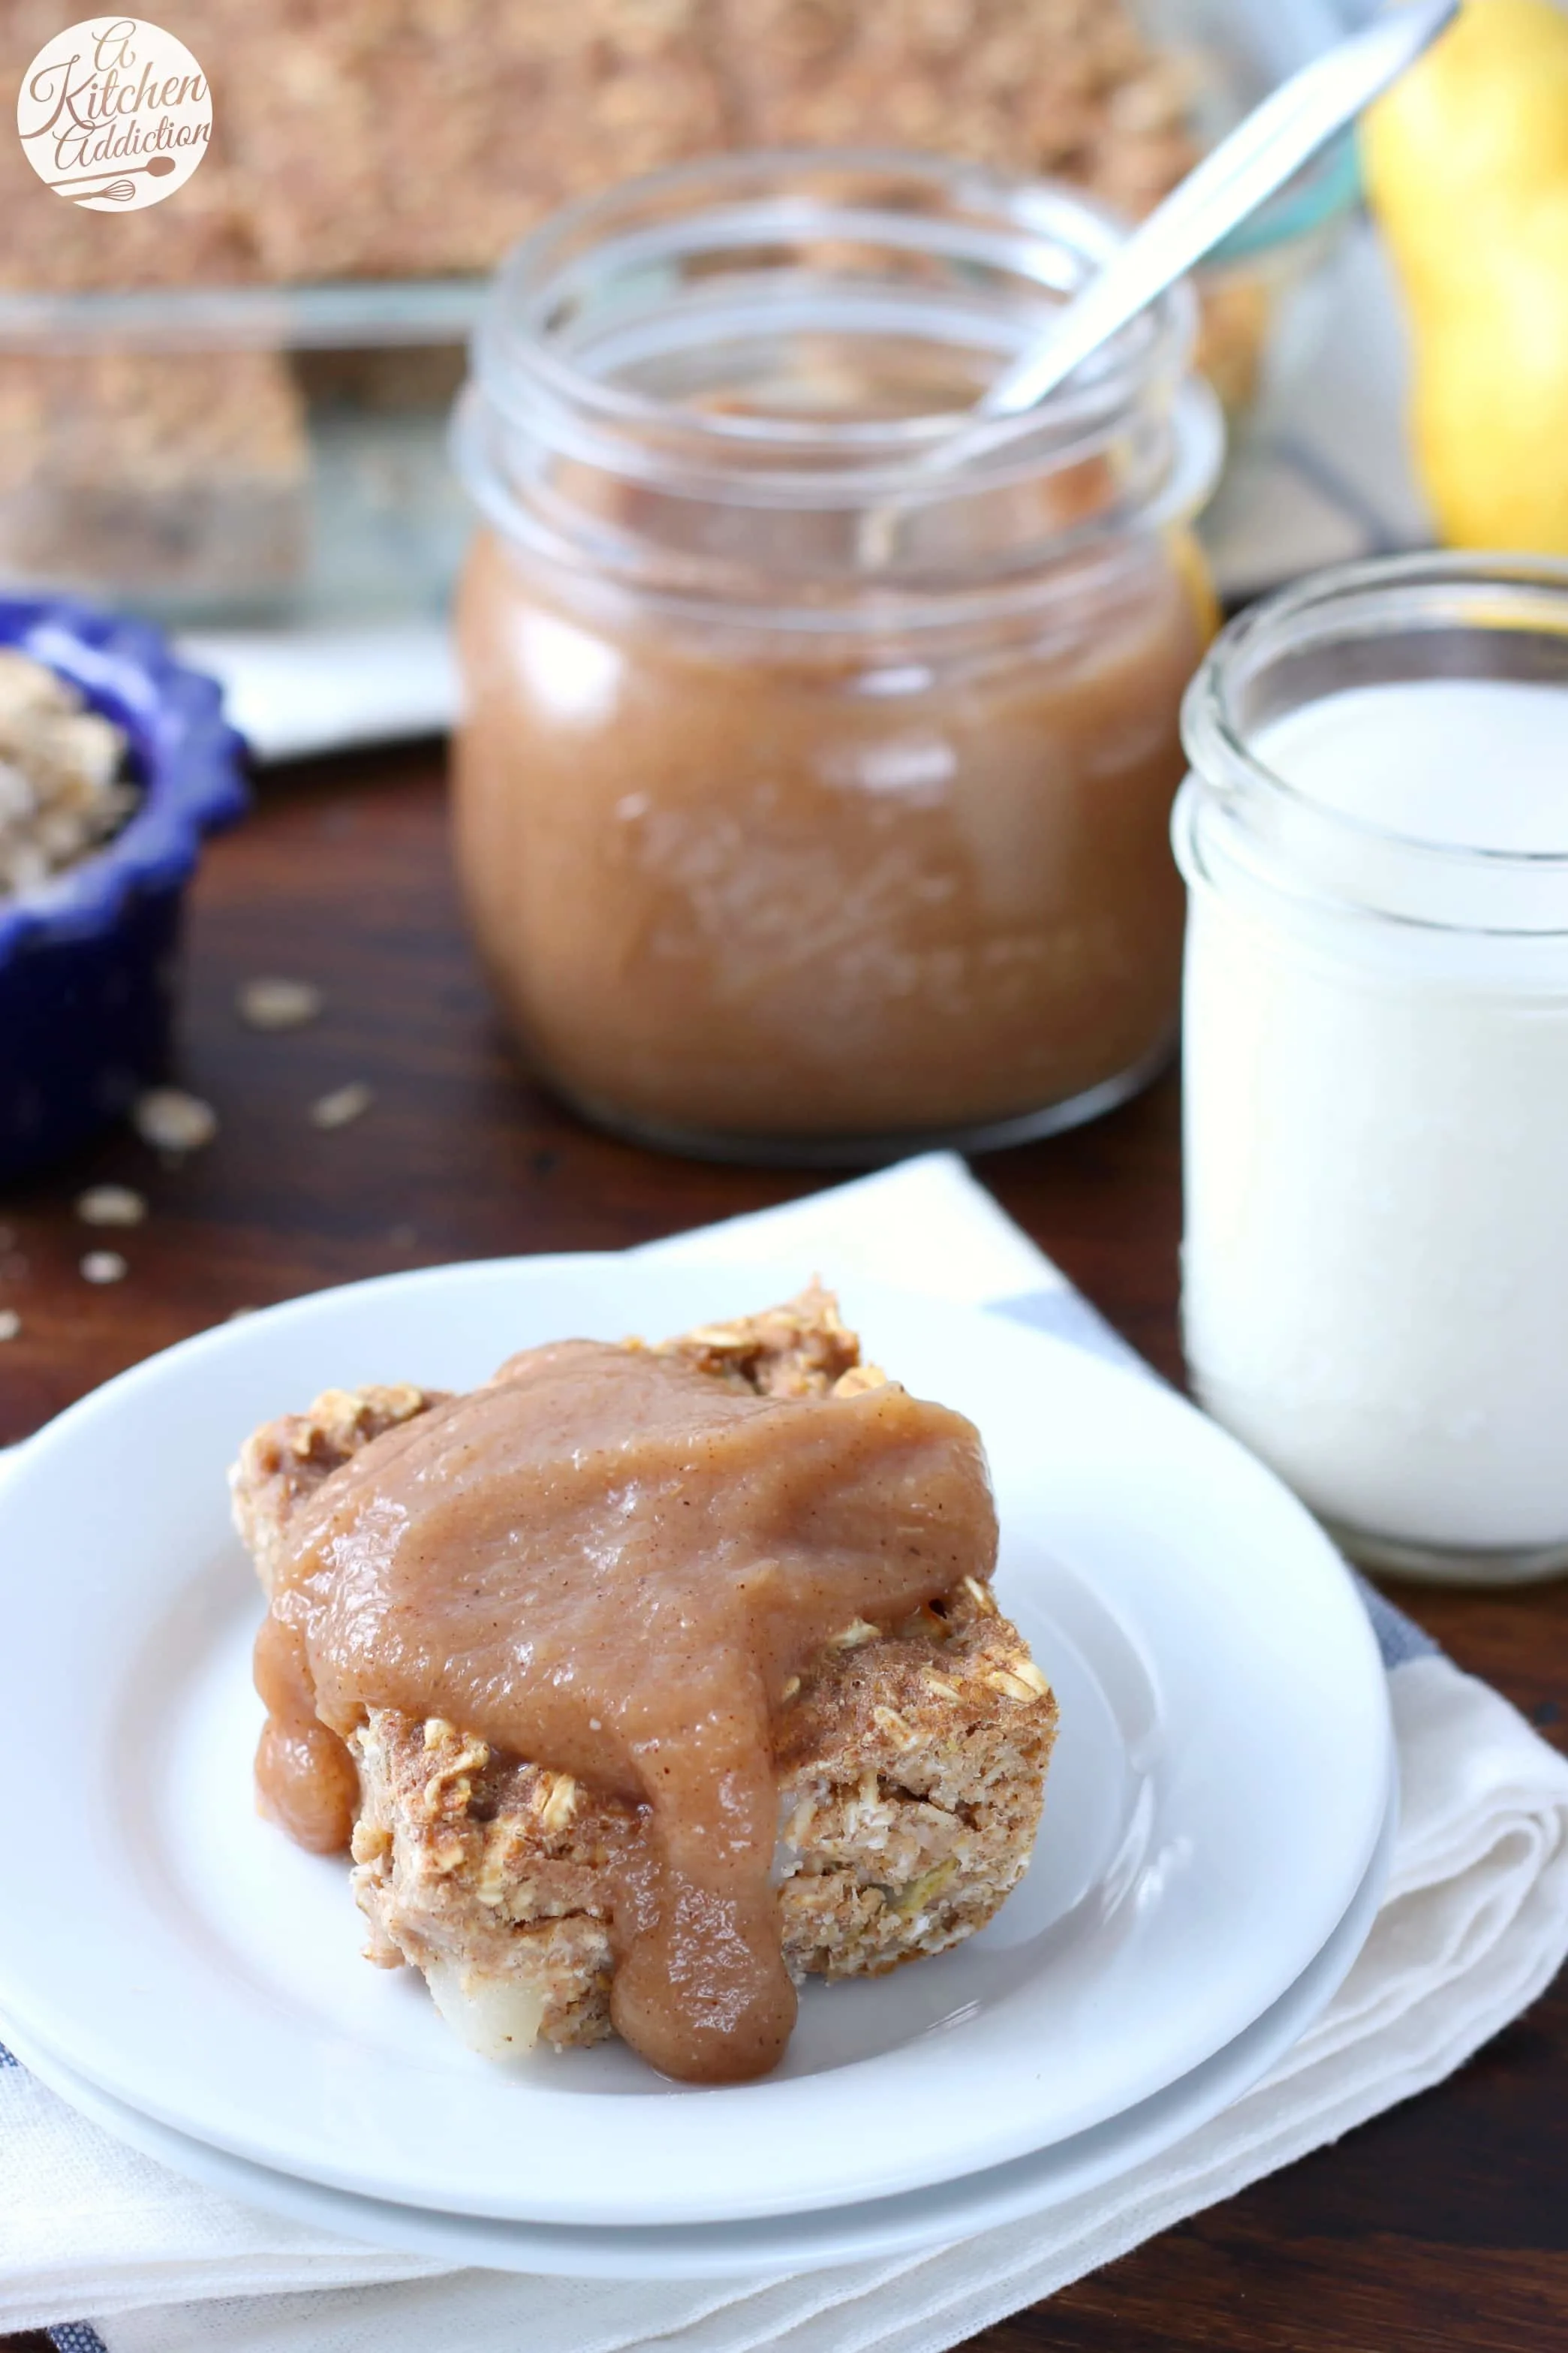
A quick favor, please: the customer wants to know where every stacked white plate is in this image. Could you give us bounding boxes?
[0,1258,1395,2279]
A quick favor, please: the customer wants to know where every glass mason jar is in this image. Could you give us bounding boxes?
[450,152,1220,1164]
[1175,553,1568,1585]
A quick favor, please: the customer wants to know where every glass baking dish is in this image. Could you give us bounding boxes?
[0,0,1358,631]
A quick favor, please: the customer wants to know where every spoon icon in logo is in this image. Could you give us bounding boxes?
[50,152,179,201]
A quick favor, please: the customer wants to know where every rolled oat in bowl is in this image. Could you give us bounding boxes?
[0,600,245,1183]
[0,647,136,902]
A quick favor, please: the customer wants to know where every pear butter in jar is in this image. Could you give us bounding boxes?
[452,155,1220,1161]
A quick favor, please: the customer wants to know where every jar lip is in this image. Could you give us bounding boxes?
[1182,550,1568,878]
[470,146,1196,487]
[453,375,1223,634]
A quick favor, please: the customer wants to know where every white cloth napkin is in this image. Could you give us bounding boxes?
[4,1153,1566,2353]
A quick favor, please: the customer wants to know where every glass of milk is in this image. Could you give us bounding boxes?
[1174,553,1568,1584]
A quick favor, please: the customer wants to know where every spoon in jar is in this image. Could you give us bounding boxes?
[860,0,1459,567]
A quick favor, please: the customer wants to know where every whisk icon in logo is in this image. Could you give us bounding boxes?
[17,17,211,210]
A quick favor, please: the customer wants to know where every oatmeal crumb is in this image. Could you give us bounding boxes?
[0,1309,20,1340]
[984,1665,1051,1704]
[81,1249,128,1285]
[311,1080,373,1130]
[534,1771,579,1833]
[238,976,323,1030]
[873,1704,916,1748]
[75,1183,147,1228]
[828,1617,881,1650]
[133,1088,218,1155]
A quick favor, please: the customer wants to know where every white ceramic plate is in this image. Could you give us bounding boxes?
[0,1255,1392,2228]
[2,1771,1396,2277]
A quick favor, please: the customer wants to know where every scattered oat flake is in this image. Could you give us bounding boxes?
[311,1080,373,1131]
[133,1087,218,1154]
[0,1309,20,1341]
[238,976,323,1031]
[81,1250,128,1285]
[76,1183,147,1228]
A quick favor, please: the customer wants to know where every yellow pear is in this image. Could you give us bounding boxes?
[1362,0,1568,551]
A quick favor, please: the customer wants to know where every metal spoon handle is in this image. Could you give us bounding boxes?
[979,0,1458,420]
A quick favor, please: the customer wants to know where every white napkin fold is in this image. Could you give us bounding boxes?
[4,1153,1566,2353]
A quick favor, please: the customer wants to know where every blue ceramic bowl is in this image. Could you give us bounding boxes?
[0,600,247,1183]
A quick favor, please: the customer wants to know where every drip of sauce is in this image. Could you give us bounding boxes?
[254,1339,997,2083]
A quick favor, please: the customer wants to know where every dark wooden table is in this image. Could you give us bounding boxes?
[2,744,1564,2353]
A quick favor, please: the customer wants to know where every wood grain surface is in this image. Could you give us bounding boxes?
[2,744,1563,2353]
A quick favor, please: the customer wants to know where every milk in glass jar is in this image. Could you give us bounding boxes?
[1175,555,1568,1584]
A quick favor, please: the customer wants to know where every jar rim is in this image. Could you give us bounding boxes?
[467,146,1199,499]
[1182,551,1568,883]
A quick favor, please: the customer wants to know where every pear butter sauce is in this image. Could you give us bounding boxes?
[254,1340,997,2083]
[450,155,1220,1161]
